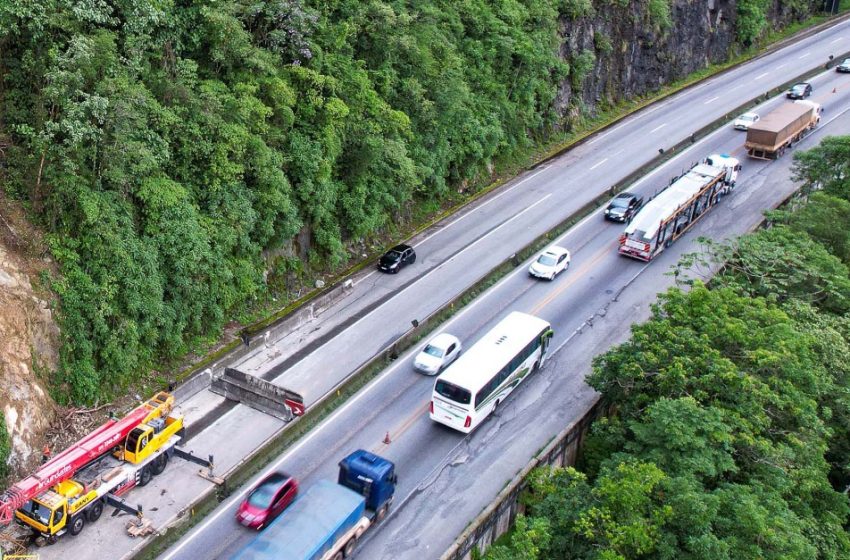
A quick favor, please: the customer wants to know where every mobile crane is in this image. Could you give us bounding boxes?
[0,391,214,543]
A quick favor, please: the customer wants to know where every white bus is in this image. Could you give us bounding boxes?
[429,312,554,433]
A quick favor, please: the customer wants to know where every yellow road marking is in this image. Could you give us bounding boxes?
[530,242,614,316]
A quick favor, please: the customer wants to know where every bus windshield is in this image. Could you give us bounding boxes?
[434,380,471,405]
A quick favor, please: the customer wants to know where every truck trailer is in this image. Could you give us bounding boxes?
[234,450,397,560]
[745,100,821,159]
[618,154,740,262]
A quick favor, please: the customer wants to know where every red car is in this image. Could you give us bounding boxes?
[236,472,298,530]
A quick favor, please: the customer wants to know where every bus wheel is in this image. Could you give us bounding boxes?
[151,453,169,476]
[492,400,501,415]
[344,536,358,556]
[532,361,540,372]
[86,500,104,523]
[139,466,152,487]
[69,515,86,536]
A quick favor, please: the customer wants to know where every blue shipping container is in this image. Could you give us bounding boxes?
[234,480,366,560]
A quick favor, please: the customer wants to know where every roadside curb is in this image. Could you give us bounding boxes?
[130,13,850,560]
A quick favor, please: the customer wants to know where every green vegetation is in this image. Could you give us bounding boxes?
[571,50,596,89]
[0,0,570,403]
[647,0,672,32]
[561,0,595,20]
[594,32,613,55]
[737,0,771,45]
[485,137,850,559]
[0,418,10,480]
[0,0,832,411]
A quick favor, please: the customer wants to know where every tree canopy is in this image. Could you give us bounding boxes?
[0,0,568,402]
[486,136,850,559]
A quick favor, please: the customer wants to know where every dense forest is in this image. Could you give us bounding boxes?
[0,0,826,406]
[486,137,850,559]
[0,1,572,404]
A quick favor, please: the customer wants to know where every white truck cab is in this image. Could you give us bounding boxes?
[705,154,741,186]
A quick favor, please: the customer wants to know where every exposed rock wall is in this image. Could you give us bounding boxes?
[0,200,58,475]
[557,0,820,116]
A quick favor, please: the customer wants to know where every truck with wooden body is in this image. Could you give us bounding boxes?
[618,154,740,262]
[234,450,397,560]
[745,100,821,159]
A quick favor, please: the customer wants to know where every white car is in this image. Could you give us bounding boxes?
[528,246,571,280]
[413,333,462,375]
[733,112,759,131]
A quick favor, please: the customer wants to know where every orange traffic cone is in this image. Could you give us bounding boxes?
[383,431,391,445]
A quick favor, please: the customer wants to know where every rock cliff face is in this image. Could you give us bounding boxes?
[0,0,824,478]
[0,197,58,475]
[557,0,819,116]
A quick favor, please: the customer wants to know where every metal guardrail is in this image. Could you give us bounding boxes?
[132,16,850,560]
[441,400,604,560]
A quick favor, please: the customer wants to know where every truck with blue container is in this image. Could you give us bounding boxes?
[234,450,397,560]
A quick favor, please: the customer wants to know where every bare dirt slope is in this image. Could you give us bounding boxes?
[0,192,58,475]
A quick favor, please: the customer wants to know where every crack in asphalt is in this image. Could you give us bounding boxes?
[354,437,472,556]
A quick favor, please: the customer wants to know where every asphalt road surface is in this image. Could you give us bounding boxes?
[28,16,850,560]
[155,28,850,560]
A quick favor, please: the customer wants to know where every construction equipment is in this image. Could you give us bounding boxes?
[0,392,216,543]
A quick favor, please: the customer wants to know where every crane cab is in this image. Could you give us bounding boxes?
[15,490,69,537]
[118,414,183,464]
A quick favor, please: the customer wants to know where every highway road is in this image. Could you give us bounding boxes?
[31,16,850,560]
[153,29,850,560]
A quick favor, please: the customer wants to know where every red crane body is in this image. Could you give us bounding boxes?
[0,392,174,525]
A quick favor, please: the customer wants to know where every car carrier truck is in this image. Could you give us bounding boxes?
[234,450,397,560]
[745,100,821,159]
[619,154,740,262]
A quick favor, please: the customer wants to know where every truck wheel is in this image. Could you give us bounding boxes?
[344,537,358,556]
[139,466,152,487]
[151,453,169,476]
[332,552,344,560]
[86,500,104,523]
[376,504,389,523]
[69,515,85,536]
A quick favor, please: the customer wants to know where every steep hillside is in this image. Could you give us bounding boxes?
[0,193,57,476]
[0,0,826,426]
[560,0,809,109]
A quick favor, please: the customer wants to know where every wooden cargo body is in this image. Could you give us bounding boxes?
[745,102,818,159]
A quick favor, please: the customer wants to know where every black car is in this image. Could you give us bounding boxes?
[786,82,812,99]
[604,192,644,223]
[837,58,850,73]
[378,244,416,273]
